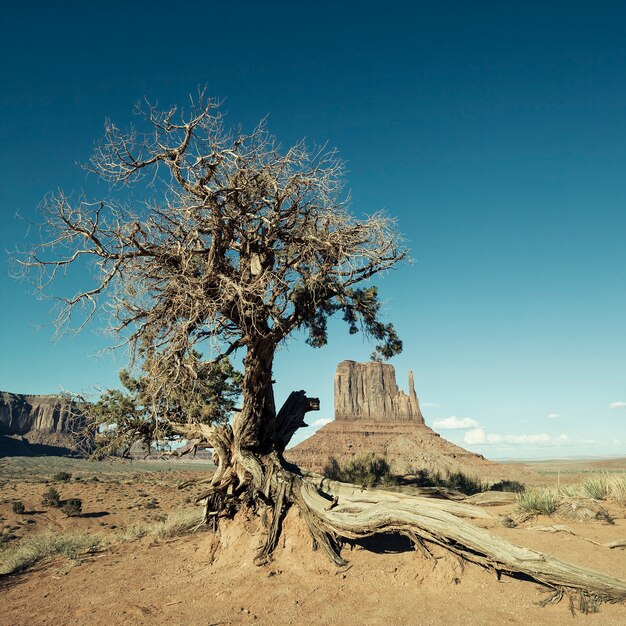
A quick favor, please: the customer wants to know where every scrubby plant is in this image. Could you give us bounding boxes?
[516,487,560,516]
[582,473,611,500]
[0,531,101,575]
[409,467,486,495]
[41,487,61,508]
[608,474,626,506]
[61,498,83,517]
[323,454,399,487]
[583,472,626,506]
[53,471,72,483]
[490,480,525,493]
[11,501,25,515]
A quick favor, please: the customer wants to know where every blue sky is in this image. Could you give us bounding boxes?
[1,1,624,459]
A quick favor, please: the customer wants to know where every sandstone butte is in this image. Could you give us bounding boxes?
[286,360,534,483]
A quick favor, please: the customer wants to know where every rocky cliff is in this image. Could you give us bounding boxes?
[334,360,424,422]
[0,392,85,450]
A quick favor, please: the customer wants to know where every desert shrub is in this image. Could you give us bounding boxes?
[42,487,61,508]
[323,454,399,487]
[607,474,626,506]
[408,467,486,495]
[0,531,101,575]
[443,471,485,495]
[582,473,626,506]
[490,480,525,493]
[516,487,560,516]
[582,473,611,500]
[53,471,72,483]
[322,458,342,481]
[61,498,82,517]
[11,501,25,515]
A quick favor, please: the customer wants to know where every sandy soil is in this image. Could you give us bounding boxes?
[1,456,625,625]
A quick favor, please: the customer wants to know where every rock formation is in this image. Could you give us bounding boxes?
[0,392,85,452]
[287,361,534,484]
[334,360,424,422]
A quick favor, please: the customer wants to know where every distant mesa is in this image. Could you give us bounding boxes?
[0,392,86,456]
[287,360,532,483]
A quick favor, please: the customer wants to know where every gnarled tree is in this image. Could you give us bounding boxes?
[18,93,626,607]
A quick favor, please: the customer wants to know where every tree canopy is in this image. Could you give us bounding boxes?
[21,92,408,452]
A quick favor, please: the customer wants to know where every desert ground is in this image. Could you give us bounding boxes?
[1,455,625,625]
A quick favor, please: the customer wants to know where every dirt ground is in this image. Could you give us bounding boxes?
[1,456,625,625]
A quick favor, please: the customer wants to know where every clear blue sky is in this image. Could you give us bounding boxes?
[1,1,624,459]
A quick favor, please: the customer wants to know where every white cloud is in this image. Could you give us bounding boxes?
[311,418,331,428]
[609,401,626,410]
[464,428,486,444]
[547,413,562,419]
[463,429,551,445]
[433,416,480,430]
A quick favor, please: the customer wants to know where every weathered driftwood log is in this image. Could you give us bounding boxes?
[295,476,626,603]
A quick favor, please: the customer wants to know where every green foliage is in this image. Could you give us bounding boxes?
[89,350,242,455]
[42,487,61,508]
[323,454,399,487]
[409,468,486,495]
[53,471,72,483]
[61,498,83,517]
[489,480,526,493]
[11,501,25,515]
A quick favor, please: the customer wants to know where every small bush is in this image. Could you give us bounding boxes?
[408,467,486,495]
[42,487,62,508]
[61,498,82,517]
[490,480,525,493]
[516,487,560,516]
[11,501,25,515]
[0,531,101,575]
[323,454,399,487]
[53,471,72,483]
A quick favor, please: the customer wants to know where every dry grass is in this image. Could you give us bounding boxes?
[582,473,626,505]
[517,472,626,516]
[118,508,204,542]
[516,487,562,515]
[0,531,103,575]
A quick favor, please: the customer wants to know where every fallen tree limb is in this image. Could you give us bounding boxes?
[296,476,626,603]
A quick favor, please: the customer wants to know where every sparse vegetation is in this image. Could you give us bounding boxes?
[119,509,204,542]
[52,471,72,483]
[323,454,399,487]
[41,487,61,508]
[516,487,561,516]
[11,501,25,515]
[583,472,626,505]
[517,473,626,517]
[490,480,525,493]
[61,498,83,517]
[0,531,102,575]
[409,468,486,495]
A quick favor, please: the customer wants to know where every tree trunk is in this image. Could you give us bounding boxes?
[232,339,276,453]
